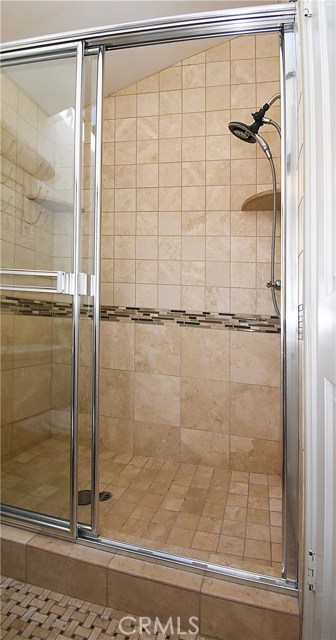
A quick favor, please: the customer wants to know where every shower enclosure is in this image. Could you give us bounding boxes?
[0,3,299,594]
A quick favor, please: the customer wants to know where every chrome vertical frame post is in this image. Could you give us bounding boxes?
[280,25,300,583]
[91,45,104,535]
[70,41,84,538]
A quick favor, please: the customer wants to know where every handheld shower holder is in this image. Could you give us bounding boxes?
[267,280,281,291]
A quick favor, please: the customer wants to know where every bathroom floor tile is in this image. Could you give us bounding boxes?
[192,531,219,552]
[168,527,195,547]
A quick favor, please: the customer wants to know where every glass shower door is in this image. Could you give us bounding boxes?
[0,43,89,533]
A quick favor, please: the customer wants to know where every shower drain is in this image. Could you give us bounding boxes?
[78,490,112,505]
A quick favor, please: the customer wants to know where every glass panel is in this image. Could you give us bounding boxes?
[0,54,78,523]
[0,291,72,520]
[97,35,283,577]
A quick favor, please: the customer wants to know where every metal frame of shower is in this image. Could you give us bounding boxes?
[0,2,299,594]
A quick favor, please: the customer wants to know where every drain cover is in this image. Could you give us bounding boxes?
[78,490,112,505]
[99,491,112,502]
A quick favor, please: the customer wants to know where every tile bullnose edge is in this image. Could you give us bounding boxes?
[26,533,74,556]
[108,553,204,592]
[0,523,36,544]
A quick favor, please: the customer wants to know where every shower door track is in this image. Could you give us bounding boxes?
[0,2,299,594]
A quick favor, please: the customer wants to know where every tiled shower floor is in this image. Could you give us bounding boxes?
[1,438,283,577]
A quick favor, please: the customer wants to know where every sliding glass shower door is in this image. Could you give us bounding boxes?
[0,42,102,535]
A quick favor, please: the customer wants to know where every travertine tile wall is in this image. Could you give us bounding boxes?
[0,36,282,476]
[0,72,55,461]
[1,72,95,460]
[0,312,53,461]
[0,72,76,460]
[98,34,282,475]
[0,71,55,273]
[100,33,281,316]
[99,321,281,474]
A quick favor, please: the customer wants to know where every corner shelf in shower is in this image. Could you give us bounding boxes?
[241,189,281,211]
[26,196,72,213]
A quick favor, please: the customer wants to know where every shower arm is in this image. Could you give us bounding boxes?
[266,93,281,108]
[251,93,281,130]
[261,93,281,136]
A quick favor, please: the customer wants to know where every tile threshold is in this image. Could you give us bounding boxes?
[1,524,300,640]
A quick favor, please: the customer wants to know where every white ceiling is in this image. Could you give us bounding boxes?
[1,1,279,43]
[1,1,280,114]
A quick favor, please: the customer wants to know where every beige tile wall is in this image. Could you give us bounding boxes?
[0,36,282,476]
[0,312,52,462]
[98,34,282,475]
[99,322,281,475]
[0,73,54,461]
[101,33,281,316]
[0,72,76,461]
[0,71,55,273]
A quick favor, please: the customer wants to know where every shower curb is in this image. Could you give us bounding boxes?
[1,524,299,640]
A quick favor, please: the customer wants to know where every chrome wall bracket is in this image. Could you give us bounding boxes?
[58,272,88,296]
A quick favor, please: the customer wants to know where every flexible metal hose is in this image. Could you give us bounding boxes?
[264,117,281,318]
[269,155,281,318]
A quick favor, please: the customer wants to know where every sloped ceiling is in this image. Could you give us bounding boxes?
[1,1,280,114]
[1,1,279,43]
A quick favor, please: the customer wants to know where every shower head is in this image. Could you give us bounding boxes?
[228,121,272,159]
[228,94,281,150]
[228,121,260,144]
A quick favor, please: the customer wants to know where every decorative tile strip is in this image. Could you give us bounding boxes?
[0,295,280,333]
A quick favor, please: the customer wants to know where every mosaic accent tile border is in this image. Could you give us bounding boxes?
[0,295,280,333]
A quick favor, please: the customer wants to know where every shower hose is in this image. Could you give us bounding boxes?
[268,154,281,318]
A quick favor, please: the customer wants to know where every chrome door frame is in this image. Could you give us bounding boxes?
[0,4,295,53]
[90,45,105,536]
[0,2,299,592]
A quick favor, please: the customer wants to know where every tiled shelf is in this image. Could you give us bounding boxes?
[26,196,72,213]
[0,124,54,181]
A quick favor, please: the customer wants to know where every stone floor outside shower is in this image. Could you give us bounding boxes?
[0,575,200,640]
[1,438,282,577]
